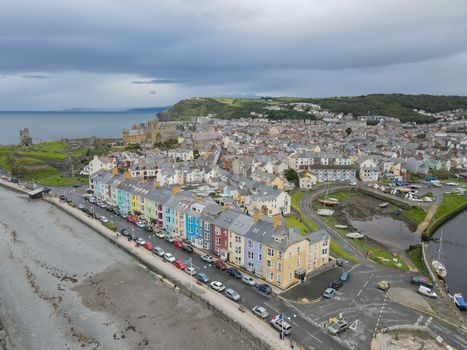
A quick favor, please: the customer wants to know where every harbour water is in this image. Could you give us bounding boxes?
[428,210,467,295]
[0,109,167,144]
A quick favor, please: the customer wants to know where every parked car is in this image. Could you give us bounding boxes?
[242,276,256,286]
[227,267,242,279]
[155,230,165,238]
[339,272,349,282]
[88,196,96,203]
[164,252,176,262]
[195,273,210,284]
[256,284,272,295]
[182,245,194,253]
[200,255,214,263]
[377,281,391,292]
[135,237,146,245]
[165,235,176,243]
[270,315,292,335]
[120,228,131,237]
[175,260,187,270]
[173,240,184,248]
[328,320,349,335]
[153,247,165,256]
[143,242,153,251]
[213,260,228,271]
[144,225,153,232]
[210,281,226,292]
[184,266,197,275]
[410,276,433,289]
[136,221,146,228]
[252,306,269,319]
[336,259,343,267]
[77,204,86,211]
[331,280,344,290]
[225,288,241,302]
[99,216,109,223]
[418,286,437,298]
[323,288,336,299]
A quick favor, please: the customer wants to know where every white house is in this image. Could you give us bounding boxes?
[81,155,117,175]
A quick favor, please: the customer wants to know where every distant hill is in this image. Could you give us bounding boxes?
[158,94,467,123]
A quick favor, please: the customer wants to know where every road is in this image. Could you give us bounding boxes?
[62,187,348,350]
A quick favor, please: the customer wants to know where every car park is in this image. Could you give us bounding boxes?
[182,245,194,253]
[210,281,226,292]
[225,288,241,302]
[99,216,109,223]
[164,252,176,262]
[323,288,336,299]
[270,315,292,335]
[418,286,437,298]
[135,237,146,245]
[339,272,349,282]
[184,266,197,275]
[256,284,272,295]
[153,246,165,256]
[242,276,256,286]
[331,280,344,290]
[227,267,242,279]
[201,255,214,263]
[175,260,187,270]
[173,240,184,248]
[195,273,210,284]
[252,306,269,319]
[143,242,153,250]
[214,260,228,271]
[328,320,349,335]
[410,276,433,289]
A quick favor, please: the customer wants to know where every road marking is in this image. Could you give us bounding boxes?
[292,321,300,327]
[304,330,323,344]
[415,315,423,326]
[424,316,432,327]
[348,263,361,272]
[265,302,280,314]
[363,280,369,288]
[356,289,362,297]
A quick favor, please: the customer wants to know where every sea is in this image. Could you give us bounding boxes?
[0,109,168,145]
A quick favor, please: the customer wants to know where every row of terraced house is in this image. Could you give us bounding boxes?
[90,170,330,289]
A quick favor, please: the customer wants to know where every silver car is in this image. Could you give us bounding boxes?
[225,288,240,302]
[252,306,268,319]
[153,247,165,256]
[242,276,256,286]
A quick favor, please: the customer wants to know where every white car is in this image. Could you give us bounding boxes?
[418,286,437,299]
[88,196,97,203]
[252,306,269,319]
[165,235,176,243]
[136,221,146,228]
[155,230,165,238]
[184,266,197,276]
[200,255,214,263]
[153,247,165,256]
[242,276,256,286]
[99,216,109,223]
[210,281,226,292]
[135,237,146,245]
[164,252,176,262]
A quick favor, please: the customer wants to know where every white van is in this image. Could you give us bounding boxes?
[418,285,437,298]
[270,316,292,335]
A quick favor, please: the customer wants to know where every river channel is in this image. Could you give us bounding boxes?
[428,210,467,295]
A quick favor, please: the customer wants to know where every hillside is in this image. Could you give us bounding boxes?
[158,94,467,123]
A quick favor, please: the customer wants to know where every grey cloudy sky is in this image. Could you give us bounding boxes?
[0,0,466,110]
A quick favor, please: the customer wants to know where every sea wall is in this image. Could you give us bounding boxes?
[423,202,467,239]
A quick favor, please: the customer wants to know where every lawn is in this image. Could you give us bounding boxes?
[407,245,429,276]
[285,215,308,235]
[431,193,467,223]
[291,191,320,231]
[352,239,409,270]
[330,241,359,264]
[17,150,66,160]
[403,206,427,225]
[34,175,88,187]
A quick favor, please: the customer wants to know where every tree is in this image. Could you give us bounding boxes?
[284,168,299,182]
[193,150,200,159]
[345,127,352,136]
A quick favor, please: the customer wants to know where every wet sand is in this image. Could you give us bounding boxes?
[0,187,259,350]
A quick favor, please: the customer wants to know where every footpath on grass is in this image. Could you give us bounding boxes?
[0,178,290,350]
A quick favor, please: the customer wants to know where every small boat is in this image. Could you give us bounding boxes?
[346,232,364,239]
[334,224,348,229]
[432,260,447,278]
[319,199,339,206]
[317,209,334,216]
[379,202,389,208]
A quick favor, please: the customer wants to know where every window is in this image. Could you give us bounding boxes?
[235,236,241,243]
[267,272,274,281]
[188,227,193,233]
[296,256,300,267]
[215,227,220,235]
[266,259,274,268]
[322,248,328,255]
[289,272,293,281]
[248,251,254,260]
[277,262,282,272]
[215,237,220,245]
[278,251,282,259]
[258,253,262,261]
[297,246,301,254]
[258,243,262,250]
[188,216,192,224]
[267,248,274,257]
[248,239,253,248]
[235,257,241,265]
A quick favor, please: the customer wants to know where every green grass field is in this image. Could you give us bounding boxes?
[285,215,308,235]
[291,191,320,231]
[403,206,427,225]
[407,245,428,276]
[351,239,409,270]
[431,193,467,223]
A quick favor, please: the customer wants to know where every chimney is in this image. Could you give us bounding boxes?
[123,170,131,180]
[111,167,119,176]
[153,181,160,188]
[273,214,281,229]
[172,185,180,194]
[253,211,262,222]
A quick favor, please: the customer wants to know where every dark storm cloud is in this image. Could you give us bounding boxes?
[0,0,466,109]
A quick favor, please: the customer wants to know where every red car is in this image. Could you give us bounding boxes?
[214,260,228,271]
[175,260,187,270]
[173,240,184,248]
[126,215,138,224]
[143,242,153,251]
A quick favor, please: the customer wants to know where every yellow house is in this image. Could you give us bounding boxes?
[130,193,141,214]
[270,176,285,190]
[228,230,245,266]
